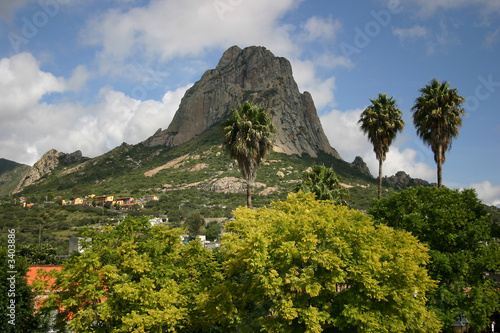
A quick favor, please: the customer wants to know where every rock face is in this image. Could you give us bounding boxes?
[14,149,84,192]
[201,176,266,194]
[143,45,340,158]
[351,156,372,177]
[383,171,434,190]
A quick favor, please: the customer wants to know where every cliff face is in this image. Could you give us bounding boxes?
[143,45,340,158]
[14,149,84,193]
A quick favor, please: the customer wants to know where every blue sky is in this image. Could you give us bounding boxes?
[1,0,499,206]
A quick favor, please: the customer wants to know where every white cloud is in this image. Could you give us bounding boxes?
[320,108,435,180]
[80,0,343,107]
[298,16,342,42]
[66,65,91,92]
[392,20,460,55]
[0,53,66,118]
[469,181,500,207]
[0,82,190,165]
[393,25,428,40]
[82,0,302,74]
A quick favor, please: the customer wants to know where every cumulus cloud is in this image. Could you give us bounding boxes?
[320,108,435,180]
[0,52,189,165]
[290,59,336,109]
[82,0,301,71]
[0,53,66,117]
[0,85,189,165]
[469,181,500,207]
[81,0,346,108]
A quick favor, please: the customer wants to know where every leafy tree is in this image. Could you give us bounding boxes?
[18,243,61,265]
[215,192,441,332]
[412,79,465,187]
[205,221,222,241]
[295,164,349,205]
[0,246,46,332]
[185,211,205,239]
[359,93,404,199]
[368,187,500,332]
[41,216,221,332]
[221,101,277,207]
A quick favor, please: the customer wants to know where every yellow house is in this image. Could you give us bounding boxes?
[94,195,114,205]
[72,198,84,205]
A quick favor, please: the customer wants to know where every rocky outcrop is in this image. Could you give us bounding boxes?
[14,149,84,192]
[200,176,266,194]
[143,45,340,158]
[351,156,372,177]
[384,171,434,190]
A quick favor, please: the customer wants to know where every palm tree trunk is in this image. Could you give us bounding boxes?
[437,145,443,188]
[378,159,383,199]
[247,177,252,208]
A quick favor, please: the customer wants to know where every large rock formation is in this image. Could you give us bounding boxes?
[143,45,340,158]
[14,149,84,192]
[383,171,434,190]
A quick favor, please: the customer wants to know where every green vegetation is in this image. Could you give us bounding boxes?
[218,192,440,332]
[0,246,47,332]
[185,212,205,239]
[359,93,404,199]
[412,79,466,187]
[369,187,500,332]
[0,158,30,197]
[41,216,221,332]
[294,164,349,205]
[221,101,277,207]
[40,195,443,332]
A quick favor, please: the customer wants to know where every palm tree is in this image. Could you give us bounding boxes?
[358,93,404,199]
[412,79,465,187]
[221,101,276,208]
[295,164,349,205]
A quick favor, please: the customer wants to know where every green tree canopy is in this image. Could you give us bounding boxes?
[185,211,205,239]
[368,187,500,332]
[1,246,46,332]
[215,192,441,332]
[221,101,277,207]
[295,164,349,205]
[412,79,466,187]
[359,93,404,199]
[41,216,221,332]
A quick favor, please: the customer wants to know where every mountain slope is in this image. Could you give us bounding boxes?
[15,124,379,210]
[0,158,30,197]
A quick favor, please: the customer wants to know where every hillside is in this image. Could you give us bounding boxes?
[0,158,30,197]
[13,123,380,212]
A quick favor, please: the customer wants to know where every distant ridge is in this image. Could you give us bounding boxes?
[0,158,30,197]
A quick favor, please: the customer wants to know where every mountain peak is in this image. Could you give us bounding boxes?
[143,45,339,158]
